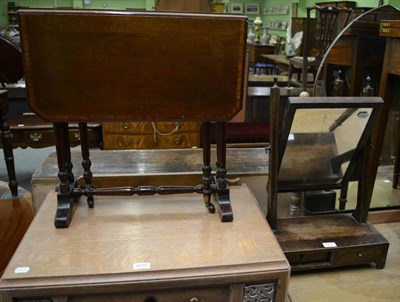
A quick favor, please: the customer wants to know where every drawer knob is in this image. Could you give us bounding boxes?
[122,122,130,130]
[30,133,42,142]
[124,139,132,146]
[190,298,199,302]
[174,137,181,145]
[358,253,363,257]
[74,132,80,140]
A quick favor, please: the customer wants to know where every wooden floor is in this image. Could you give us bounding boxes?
[0,182,34,275]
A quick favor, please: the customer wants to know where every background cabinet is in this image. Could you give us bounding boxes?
[102,122,201,150]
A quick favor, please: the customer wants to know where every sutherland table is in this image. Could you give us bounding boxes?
[0,184,290,302]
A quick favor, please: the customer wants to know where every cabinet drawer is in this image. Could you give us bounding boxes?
[16,128,99,149]
[102,122,200,134]
[13,287,229,302]
[71,287,229,302]
[286,251,330,266]
[1,114,101,149]
[332,245,388,266]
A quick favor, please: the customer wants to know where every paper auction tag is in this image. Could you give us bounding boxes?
[14,266,30,274]
[322,242,337,248]
[133,262,151,270]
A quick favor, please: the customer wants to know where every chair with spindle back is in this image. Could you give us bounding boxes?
[19,9,247,228]
[288,5,352,92]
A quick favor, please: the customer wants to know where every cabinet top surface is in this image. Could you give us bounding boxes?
[32,148,269,179]
[1,185,288,288]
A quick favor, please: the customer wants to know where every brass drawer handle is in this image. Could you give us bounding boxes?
[151,122,180,142]
[30,133,42,142]
[124,139,132,146]
[122,122,130,130]
[190,298,199,302]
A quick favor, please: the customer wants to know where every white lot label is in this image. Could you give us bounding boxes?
[14,266,30,274]
[322,242,337,248]
[133,262,151,270]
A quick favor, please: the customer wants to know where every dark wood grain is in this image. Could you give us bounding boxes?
[276,214,389,271]
[19,10,247,123]
[155,0,212,12]
[266,79,280,229]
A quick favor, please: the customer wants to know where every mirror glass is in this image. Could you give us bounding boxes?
[278,107,372,188]
[315,4,400,211]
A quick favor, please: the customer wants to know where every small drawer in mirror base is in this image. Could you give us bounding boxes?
[276,214,389,272]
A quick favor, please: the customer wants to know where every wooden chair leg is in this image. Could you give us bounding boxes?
[301,63,307,92]
[339,182,348,210]
[287,62,293,87]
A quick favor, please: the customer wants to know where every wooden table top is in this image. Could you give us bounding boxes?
[248,74,289,86]
[261,54,291,66]
[19,10,247,122]
[0,184,289,292]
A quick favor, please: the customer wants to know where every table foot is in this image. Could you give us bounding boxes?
[54,193,74,228]
[217,188,233,222]
[203,194,215,213]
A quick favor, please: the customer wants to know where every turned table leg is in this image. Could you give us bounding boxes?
[54,122,74,228]
[0,91,18,197]
[216,121,232,222]
[201,121,215,214]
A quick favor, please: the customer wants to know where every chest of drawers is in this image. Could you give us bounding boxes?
[102,122,201,149]
[0,185,290,301]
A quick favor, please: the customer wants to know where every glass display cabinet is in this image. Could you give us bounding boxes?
[267,88,390,271]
